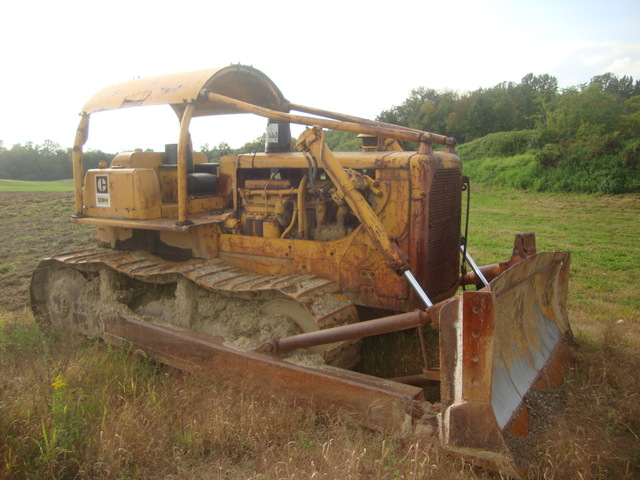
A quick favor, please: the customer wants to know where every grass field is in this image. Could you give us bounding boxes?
[0,179,75,192]
[0,186,638,479]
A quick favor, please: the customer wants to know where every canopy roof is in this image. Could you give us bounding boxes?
[82,65,288,118]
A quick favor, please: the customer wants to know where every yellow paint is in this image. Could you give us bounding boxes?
[84,168,162,219]
[111,151,164,169]
[81,66,286,117]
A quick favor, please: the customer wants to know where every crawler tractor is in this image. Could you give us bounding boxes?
[31,65,571,476]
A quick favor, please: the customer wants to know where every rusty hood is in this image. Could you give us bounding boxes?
[81,64,288,118]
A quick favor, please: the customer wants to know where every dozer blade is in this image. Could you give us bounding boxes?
[103,314,427,436]
[438,251,570,475]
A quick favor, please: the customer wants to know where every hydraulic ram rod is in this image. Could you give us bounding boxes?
[404,270,434,308]
[254,309,431,356]
[460,246,490,287]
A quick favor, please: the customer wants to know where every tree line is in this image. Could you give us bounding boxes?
[0,138,266,182]
[379,72,639,143]
[0,142,112,182]
[325,72,639,147]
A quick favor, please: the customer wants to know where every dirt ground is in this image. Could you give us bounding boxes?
[0,191,95,312]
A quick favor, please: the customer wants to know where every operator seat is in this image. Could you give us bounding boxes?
[160,143,218,194]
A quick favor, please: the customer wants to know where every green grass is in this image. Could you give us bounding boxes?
[464,184,639,330]
[0,178,75,192]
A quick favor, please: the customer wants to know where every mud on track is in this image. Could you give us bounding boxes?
[0,191,94,312]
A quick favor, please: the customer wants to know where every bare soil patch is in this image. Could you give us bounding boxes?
[0,191,94,312]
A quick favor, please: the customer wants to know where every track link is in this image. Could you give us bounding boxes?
[30,249,360,368]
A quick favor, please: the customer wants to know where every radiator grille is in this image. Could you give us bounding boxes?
[426,168,461,297]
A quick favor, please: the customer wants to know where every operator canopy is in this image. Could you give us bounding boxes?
[81,65,288,119]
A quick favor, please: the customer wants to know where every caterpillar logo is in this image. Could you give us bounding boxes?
[95,175,110,207]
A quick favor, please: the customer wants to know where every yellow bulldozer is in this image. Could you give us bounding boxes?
[30,65,571,476]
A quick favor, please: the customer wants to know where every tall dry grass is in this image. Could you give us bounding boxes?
[525,324,639,479]
[1,310,495,480]
[2,309,638,479]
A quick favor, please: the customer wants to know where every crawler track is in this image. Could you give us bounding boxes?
[30,249,360,368]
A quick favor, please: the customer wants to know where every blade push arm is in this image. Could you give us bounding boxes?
[296,127,433,307]
[201,89,456,150]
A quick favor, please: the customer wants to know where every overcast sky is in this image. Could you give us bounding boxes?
[1,0,639,153]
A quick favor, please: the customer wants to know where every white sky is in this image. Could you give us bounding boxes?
[1,0,639,153]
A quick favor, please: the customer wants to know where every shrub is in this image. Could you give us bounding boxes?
[535,143,564,167]
[458,130,540,161]
[461,124,640,193]
[621,140,640,168]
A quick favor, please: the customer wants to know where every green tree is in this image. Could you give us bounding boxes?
[543,83,626,140]
[378,87,441,129]
[238,134,266,154]
[590,73,640,100]
[466,93,496,140]
[620,95,640,138]
[0,141,115,181]
[200,142,234,162]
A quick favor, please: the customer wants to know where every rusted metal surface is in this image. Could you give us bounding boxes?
[404,154,464,306]
[427,170,462,297]
[460,232,537,286]
[287,102,456,148]
[104,314,425,436]
[440,291,504,450]
[255,310,431,356]
[391,369,441,386]
[74,65,287,224]
[73,64,466,311]
[31,246,571,478]
[75,144,464,313]
[438,251,570,477]
[56,64,575,477]
[489,251,570,430]
[81,66,286,116]
[297,127,410,272]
